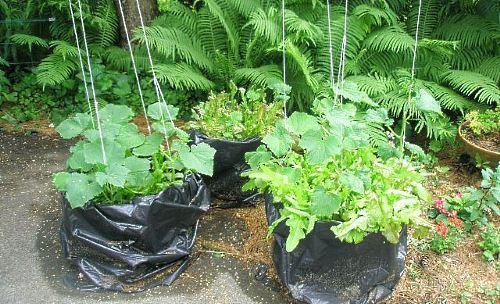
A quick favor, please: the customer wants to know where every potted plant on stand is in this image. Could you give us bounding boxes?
[53,103,216,292]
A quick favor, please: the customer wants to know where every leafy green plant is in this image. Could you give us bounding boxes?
[478,225,499,262]
[52,103,216,208]
[428,226,462,255]
[464,108,500,136]
[243,100,430,252]
[189,83,283,140]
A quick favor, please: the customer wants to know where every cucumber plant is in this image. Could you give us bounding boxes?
[243,100,431,252]
[53,103,216,209]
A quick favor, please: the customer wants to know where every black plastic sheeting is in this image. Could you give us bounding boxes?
[60,174,210,292]
[266,198,407,304]
[190,130,261,207]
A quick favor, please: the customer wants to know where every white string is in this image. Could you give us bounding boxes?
[134,0,175,136]
[326,0,335,91]
[68,0,94,129]
[281,0,288,121]
[338,0,349,104]
[75,0,107,164]
[403,0,423,143]
[115,0,151,134]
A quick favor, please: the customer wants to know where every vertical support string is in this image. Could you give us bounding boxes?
[326,0,335,91]
[68,0,94,129]
[134,0,175,138]
[401,0,423,148]
[338,0,349,104]
[115,0,151,134]
[281,0,288,122]
[75,0,107,164]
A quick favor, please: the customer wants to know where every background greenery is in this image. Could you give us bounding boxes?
[1,0,499,144]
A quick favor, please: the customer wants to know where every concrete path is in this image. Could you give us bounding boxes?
[0,132,293,304]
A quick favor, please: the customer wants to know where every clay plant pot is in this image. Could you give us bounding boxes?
[458,122,500,167]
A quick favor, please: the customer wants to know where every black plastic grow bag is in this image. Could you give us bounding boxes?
[190,130,261,207]
[60,174,210,292]
[266,198,407,304]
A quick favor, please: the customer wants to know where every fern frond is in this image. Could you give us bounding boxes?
[246,7,280,45]
[154,63,215,91]
[226,0,262,16]
[234,64,283,88]
[443,70,500,104]
[475,57,500,84]
[346,74,397,96]
[203,0,240,56]
[50,40,79,61]
[435,15,499,49]
[363,25,414,54]
[421,81,477,114]
[10,34,48,51]
[352,4,397,27]
[407,0,442,39]
[285,9,323,45]
[36,53,77,87]
[90,0,118,48]
[196,6,230,56]
[104,46,131,71]
[136,26,214,72]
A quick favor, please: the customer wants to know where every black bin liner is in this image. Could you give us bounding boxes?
[190,130,261,207]
[266,198,407,304]
[60,174,210,292]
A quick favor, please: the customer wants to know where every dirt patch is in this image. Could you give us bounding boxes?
[462,127,500,153]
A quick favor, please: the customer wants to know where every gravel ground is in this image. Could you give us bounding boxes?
[0,132,290,304]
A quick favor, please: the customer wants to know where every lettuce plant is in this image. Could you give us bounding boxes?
[53,103,216,209]
[189,83,283,140]
[243,103,430,252]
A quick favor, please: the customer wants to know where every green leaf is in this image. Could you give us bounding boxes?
[95,164,130,187]
[116,123,145,148]
[124,156,150,172]
[311,187,341,217]
[53,172,71,191]
[59,173,102,208]
[67,141,93,171]
[340,172,365,194]
[365,108,393,127]
[262,123,293,157]
[83,139,126,165]
[245,146,273,169]
[147,102,179,121]
[56,113,92,139]
[99,104,134,124]
[299,131,341,164]
[285,216,306,252]
[287,112,320,135]
[335,81,377,106]
[133,133,164,156]
[415,89,442,114]
[179,143,216,176]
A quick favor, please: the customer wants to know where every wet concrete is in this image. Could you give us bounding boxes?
[0,131,293,304]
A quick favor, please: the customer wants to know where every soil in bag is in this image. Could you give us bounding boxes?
[59,174,210,292]
[190,130,261,207]
[266,198,407,304]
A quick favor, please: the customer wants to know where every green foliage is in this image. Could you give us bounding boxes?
[243,101,430,252]
[478,225,499,262]
[52,103,215,208]
[189,83,283,140]
[464,108,500,136]
[428,227,462,255]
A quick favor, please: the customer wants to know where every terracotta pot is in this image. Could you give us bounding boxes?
[458,122,500,167]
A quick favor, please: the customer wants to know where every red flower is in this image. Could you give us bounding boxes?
[435,221,448,237]
[434,199,444,208]
[450,217,463,229]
